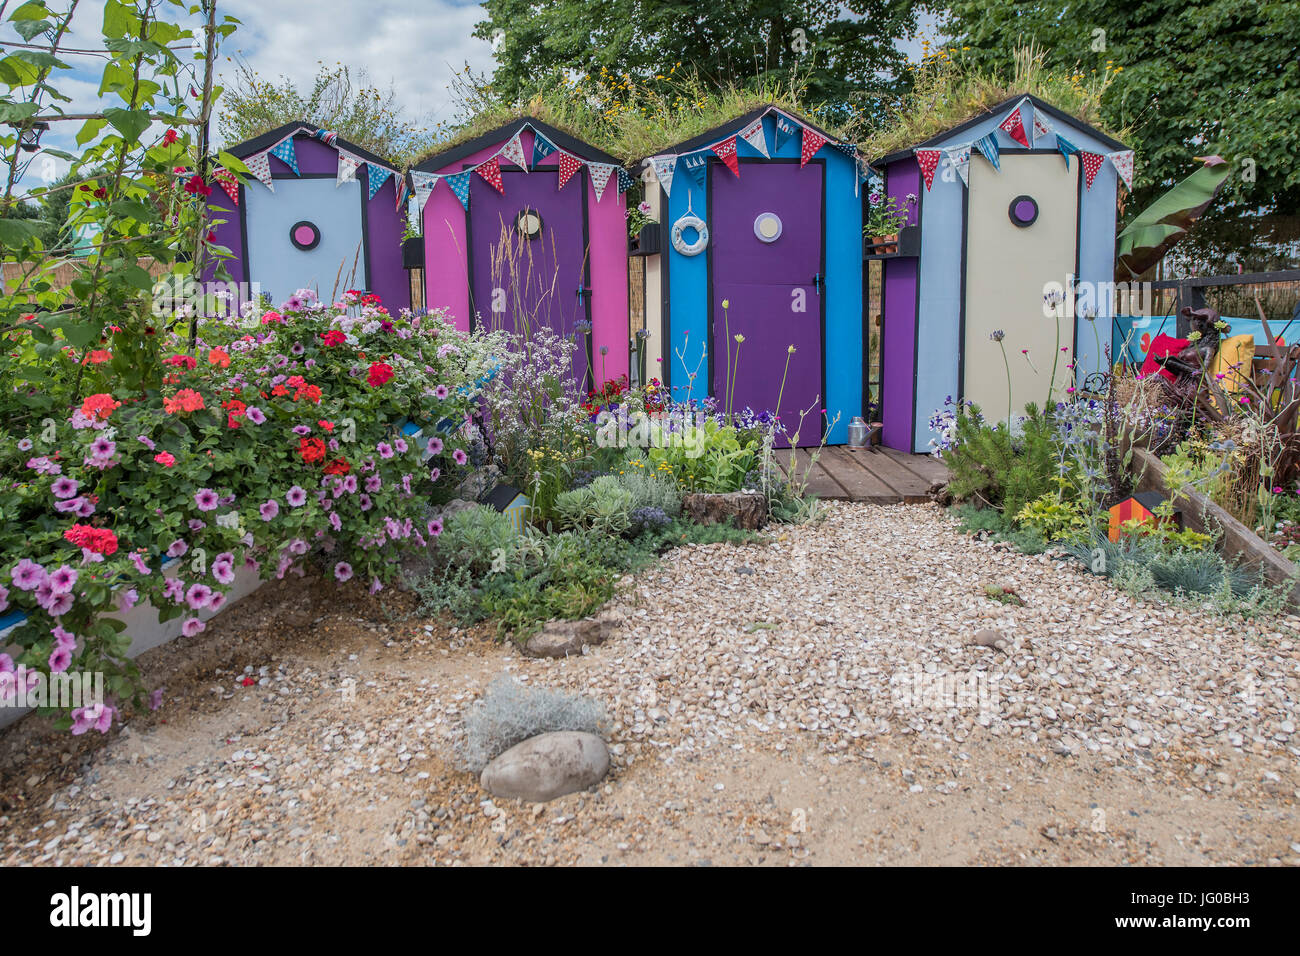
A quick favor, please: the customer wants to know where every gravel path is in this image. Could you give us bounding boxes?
[3,502,1299,866]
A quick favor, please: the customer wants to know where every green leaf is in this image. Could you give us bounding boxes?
[216,151,249,175]
[13,18,51,41]
[0,101,40,124]
[0,218,43,247]
[8,3,52,21]
[75,117,106,146]
[103,107,151,144]
[101,0,134,40]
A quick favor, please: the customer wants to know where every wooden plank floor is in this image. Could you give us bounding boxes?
[775,445,947,504]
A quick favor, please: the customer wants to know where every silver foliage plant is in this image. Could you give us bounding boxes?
[457,675,606,773]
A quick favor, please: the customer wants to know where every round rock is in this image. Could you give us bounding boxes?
[480,731,610,803]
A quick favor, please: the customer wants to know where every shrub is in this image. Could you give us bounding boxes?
[457,675,605,773]
[1016,494,1096,545]
[437,505,519,575]
[554,476,634,536]
[615,469,682,516]
[942,403,1057,517]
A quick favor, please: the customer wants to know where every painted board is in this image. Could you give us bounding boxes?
[963,153,1078,420]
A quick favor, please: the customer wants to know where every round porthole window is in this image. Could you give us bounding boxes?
[1008,195,1039,228]
[289,220,321,251]
[515,208,544,240]
[754,212,783,243]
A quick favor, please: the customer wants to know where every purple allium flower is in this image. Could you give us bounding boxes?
[452,448,468,465]
[47,565,77,595]
[185,583,213,610]
[181,617,205,638]
[434,384,450,400]
[333,561,353,582]
[286,485,307,507]
[136,434,156,451]
[10,559,46,591]
[51,476,80,499]
[129,552,151,575]
[427,436,444,455]
[167,539,188,559]
[246,406,266,425]
[259,499,280,521]
[194,488,219,511]
[48,646,72,674]
[426,518,443,537]
[377,442,394,459]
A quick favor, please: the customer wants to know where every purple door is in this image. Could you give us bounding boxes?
[468,167,591,388]
[709,160,824,446]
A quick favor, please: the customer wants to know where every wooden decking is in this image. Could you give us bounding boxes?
[775,445,948,504]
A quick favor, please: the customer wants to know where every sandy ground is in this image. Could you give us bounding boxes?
[2,502,1299,866]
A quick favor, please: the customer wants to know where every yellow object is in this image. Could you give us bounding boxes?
[1211,334,1255,396]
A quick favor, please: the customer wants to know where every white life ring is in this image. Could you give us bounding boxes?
[672,213,709,256]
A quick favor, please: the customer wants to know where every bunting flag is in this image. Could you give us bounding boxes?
[800,127,827,166]
[268,136,299,175]
[739,117,769,158]
[1108,149,1135,190]
[589,162,615,201]
[1031,106,1054,143]
[832,141,859,159]
[366,164,392,200]
[395,177,409,213]
[915,149,942,191]
[774,113,800,151]
[652,155,677,197]
[557,151,584,190]
[213,167,239,206]
[945,145,971,187]
[312,129,339,147]
[616,166,636,194]
[411,172,439,209]
[681,150,709,189]
[499,132,528,171]
[445,169,472,210]
[476,155,505,194]
[245,150,274,192]
[974,132,1001,171]
[711,136,740,177]
[336,150,361,186]
[532,132,556,167]
[1081,151,1105,189]
[1055,131,1080,167]
[998,104,1030,148]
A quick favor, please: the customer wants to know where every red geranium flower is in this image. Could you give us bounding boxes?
[320,330,347,347]
[323,458,351,475]
[64,524,118,556]
[162,129,179,146]
[299,437,327,464]
[318,420,334,432]
[366,362,394,387]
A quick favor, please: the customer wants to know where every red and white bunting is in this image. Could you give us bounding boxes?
[915,149,943,191]
[336,150,362,186]
[588,162,615,201]
[557,151,584,190]
[1108,149,1135,190]
[244,150,274,193]
[800,126,827,166]
[999,104,1030,148]
[499,131,528,172]
[738,117,770,158]
[475,155,505,194]
[1031,106,1054,143]
[1081,151,1106,189]
[213,168,239,206]
[711,136,740,177]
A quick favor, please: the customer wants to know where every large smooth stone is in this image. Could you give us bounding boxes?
[480,731,610,802]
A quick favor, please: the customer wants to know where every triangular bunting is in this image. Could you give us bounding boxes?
[395,177,409,213]
[711,136,740,177]
[1031,106,1054,143]
[945,146,971,187]
[998,104,1030,148]
[476,155,505,194]
[1108,149,1135,190]
[411,172,440,209]
[616,167,635,194]
[337,150,361,186]
[532,132,556,168]
[366,164,392,200]
[313,129,339,147]
[1081,151,1105,189]
[681,151,709,189]
[557,151,584,191]
[245,150,274,192]
[445,170,472,210]
[1055,132,1080,167]
[774,113,800,152]
[589,162,615,201]
[914,149,942,191]
[268,136,299,175]
[213,167,239,206]
[800,127,827,166]
[652,155,677,198]
[500,132,528,172]
[974,133,1001,171]
[738,118,769,158]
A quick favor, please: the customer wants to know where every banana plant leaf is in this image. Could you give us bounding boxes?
[1115,157,1231,282]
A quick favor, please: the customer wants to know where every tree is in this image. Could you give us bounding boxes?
[217,62,437,167]
[473,0,930,122]
[939,0,1300,271]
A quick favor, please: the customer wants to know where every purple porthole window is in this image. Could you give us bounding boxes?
[289,220,321,251]
[1008,196,1039,228]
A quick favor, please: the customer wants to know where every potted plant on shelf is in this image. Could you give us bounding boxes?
[627,200,660,255]
[865,191,916,254]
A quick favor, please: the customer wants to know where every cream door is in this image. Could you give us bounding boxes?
[963,153,1078,421]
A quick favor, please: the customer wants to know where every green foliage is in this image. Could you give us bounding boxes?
[942,403,1057,519]
[438,505,520,575]
[614,467,683,516]
[644,418,763,494]
[1016,493,1096,545]
[951,503,1049,554]
[554,476,635,536]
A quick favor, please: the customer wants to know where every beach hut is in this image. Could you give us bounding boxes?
[409,118,631,391]
[871,94,1132,452]
[637,105,865,446]
[208,122,410,310]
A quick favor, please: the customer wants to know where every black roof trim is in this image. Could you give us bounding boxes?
[412,117,621,172]
[633,104,839,166]
[225,120,396,170]
[871,93,1128,168]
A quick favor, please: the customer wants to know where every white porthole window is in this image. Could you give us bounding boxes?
[754,212,782,242]
[515,208,544,239]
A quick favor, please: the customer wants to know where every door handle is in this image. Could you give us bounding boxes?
[812,273,823,292]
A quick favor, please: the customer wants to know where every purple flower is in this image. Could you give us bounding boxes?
[163,578,185,603]
[290,342,305,355]
[181,617,205,638]
[129,552,151,575]
[70,701,115,735]
[358,493,372,511]
[75,497,96,517]
[207,592,226,613]
[430,467,441,483]
[212,561,235,585]
[194,488,219,511]
[17,437,33,451]
[369,577,383,595]
[330,511,343,531]
[51,476,80,499]
[342,475,357,494]
[0,584,8,612]
[377,442,394,459]
[293,424,312,436]
[287,538,308,556]
[365,476,382,493]
[394,438,408,454]
[51,625,77,650]
[426,518,443,537]
[149,688,164,711]
[167,539,188,558]
[188,518,207,532]
[48,646,72,674]
[10,559,46,591]
[427,437,444,455]
[259,499,280,521]
[89,436,116,459]
[334,561,353,582]
[54,497,84,513]
[185,583,213,610]
[452,448,468,465]
[136,435,156,451]
[45,591,73,617]
[434,384,450,400]
[286,485,307,507]
[117,587,139,613]
[47,565,77,595]
[246,406,266,425]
